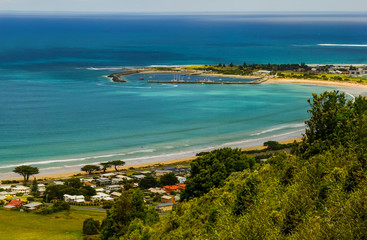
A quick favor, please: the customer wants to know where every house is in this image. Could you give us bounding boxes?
[101,173,115,178]
[105,185,121,191]
[54,181,64,185]
[84,182,96,188]
[148,187,166,195]
[177,176,186,184]
[131,175,145,180]
[38,184,46,193]
[23,202,43,212]
[0,191,16,196]
[155,170,172,177]
[96,188,106,193]
[98,178,111,186]
[111,178,122,185]
[116,175,132,181]
[255,70,271,75]
[63,194,85,203]
[140,171,151,175]
[177,184,186,191]
[91,193,114,202]
[4,199,24,210]
[161,195,175,203]
[11,186,30,194]
[164,185,179,193]
[110,192,122,198]
[156,202,174,212]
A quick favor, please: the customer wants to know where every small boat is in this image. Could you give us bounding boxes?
[139,77,144,80]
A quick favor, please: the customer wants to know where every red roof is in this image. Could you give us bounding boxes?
[164,185,179,190]
[8,199,23,207]
[84,182,95,186]
[178,184,186,189]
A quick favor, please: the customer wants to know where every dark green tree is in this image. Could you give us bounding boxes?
[81,165,100,175]
[181,148,255,200]
[31,178,39,197]
[13,165,39,185]
[100,189,158,239]
[107,160,125,172]
[100,162,112,173]
[64,177,82,189]
[139,175,158,189]
[83,218,101,236]
[160,172,179,186]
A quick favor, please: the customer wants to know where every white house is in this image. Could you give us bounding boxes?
[54,181,64,185]
[63,194,85,203]
[177,177,187,184]
[116,175,132,181]
[11,186,30,194]
[91,193,114,201]
[101,173,115,178]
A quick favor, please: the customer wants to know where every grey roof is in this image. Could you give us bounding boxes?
[24,202,43,208]
[157,202,174,207]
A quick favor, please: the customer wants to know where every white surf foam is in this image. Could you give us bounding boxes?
[251,123,306,136]
[318,44,367,47]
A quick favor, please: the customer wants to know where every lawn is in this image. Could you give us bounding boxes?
[0,208,106,240]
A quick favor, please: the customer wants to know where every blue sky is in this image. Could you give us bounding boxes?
[0,0,366,12]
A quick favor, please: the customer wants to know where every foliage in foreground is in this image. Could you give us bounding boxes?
[91,91,367,239]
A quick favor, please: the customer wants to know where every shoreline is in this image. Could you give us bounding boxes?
[265,77,367,89]
[0,137,301,181]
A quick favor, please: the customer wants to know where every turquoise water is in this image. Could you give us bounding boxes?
[0,14,366,175]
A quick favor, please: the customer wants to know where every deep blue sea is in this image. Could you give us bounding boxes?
[0,13,366,177]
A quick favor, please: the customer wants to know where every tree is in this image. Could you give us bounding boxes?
[83,218,100,235]
[64,177,82,189]
[107,160,125,172]
[31,178,39,197]
[181,148,255,200]
[100,189,158,240]
[139,175,158,189]
[160,172,178,186]
[13,165,39,185]
[100,162,111,173]
[264,141,282,150]
[81,165,100,175]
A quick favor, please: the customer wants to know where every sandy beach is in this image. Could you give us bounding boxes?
[2,137,301,181]
[266,77,367,89]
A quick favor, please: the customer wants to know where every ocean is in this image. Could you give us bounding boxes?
[0,13,366,177]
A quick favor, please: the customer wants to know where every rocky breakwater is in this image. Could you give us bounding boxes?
[108,70,141,82]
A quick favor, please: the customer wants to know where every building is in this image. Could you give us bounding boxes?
[177,176,187,184]
[148,187,166,194]
[4,199,24,211]
[110,192,122,198]
[161,195,175,203]
[63,194,85,203]
[105,185,121,191]
[131,175,145,180]
[23,202,43,212]
[164,185,180,193]
[11,186,30,194]
[54,181,64,185]
[84,182,96,188]
[156,202,174,212]
[91,193,114,202]
[115,175,132,181]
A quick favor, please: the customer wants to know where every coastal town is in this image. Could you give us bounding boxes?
[0,163,190,214]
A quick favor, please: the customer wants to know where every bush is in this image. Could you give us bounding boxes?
[83,218,100,235]
[52,202,70,211]
[27,197,35,201]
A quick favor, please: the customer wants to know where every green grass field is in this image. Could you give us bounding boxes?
[0,208,105,240]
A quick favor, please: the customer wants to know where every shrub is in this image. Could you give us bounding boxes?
[83,218,100,235]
